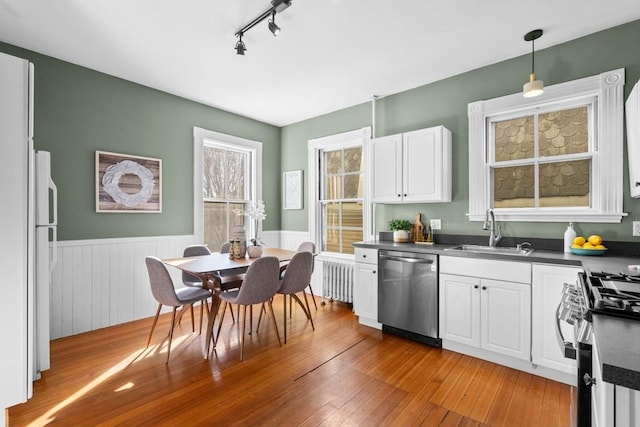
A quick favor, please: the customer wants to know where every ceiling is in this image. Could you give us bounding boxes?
[1,1,639,127]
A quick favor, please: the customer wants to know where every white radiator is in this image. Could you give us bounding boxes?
[322,260,354,303]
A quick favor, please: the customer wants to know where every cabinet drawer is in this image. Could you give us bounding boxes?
[440,256,531,284]
[355,248,378,264]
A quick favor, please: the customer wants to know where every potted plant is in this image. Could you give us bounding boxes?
[389,219,412,243]
[240,200,267,257]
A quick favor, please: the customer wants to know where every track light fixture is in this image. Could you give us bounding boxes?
[234,0,292,55]
[523,29,544,98]
[268,11,280,36]
[235,33,246,55]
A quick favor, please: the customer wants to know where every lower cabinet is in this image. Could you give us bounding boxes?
[440,273,531,361]
[354,248,381,329]
[531,263,581,376]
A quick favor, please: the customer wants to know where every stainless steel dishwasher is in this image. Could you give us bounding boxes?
[378,250,441,347]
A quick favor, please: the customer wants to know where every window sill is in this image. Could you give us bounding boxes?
[467,211,627,223]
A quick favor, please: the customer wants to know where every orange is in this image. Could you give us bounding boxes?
[573,236,586,246]
[588,235,603,246]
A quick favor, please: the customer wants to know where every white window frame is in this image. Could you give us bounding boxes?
[308,127,371,258]
[193,127,262,242]
[468,68,626,223]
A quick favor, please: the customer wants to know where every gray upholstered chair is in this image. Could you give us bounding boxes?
[296,241,318,310]
[276,251,315,343]
[145,256,212,363]
[181,245,215,329]
[219,242,231,254]
[217,256,282,360]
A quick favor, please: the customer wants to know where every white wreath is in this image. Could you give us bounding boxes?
[102,160,155,208]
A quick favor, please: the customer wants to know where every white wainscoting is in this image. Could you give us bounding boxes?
[50,230,324,339]
[50,234,197,339]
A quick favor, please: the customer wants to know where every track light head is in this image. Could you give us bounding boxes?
[268,11,280,36]
[235,34,246,55]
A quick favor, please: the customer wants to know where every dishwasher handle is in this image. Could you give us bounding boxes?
[379,254,434,264]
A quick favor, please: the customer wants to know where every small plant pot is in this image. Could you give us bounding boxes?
[393,230,410,243]
[247,245,263,258]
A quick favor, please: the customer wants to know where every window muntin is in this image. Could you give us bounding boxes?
[320,146,363,255]
[489,103,593,210]
[202,143,251,251]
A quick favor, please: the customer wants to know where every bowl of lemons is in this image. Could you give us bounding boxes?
[570,235,607,256]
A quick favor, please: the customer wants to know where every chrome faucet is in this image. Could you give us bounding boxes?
[482,208,502,247]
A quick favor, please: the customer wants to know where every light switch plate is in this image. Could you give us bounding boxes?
[633,221,640,237]
[430,219,442,230]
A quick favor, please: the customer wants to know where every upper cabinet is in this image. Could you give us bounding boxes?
[372,125,452,203]
[626,79,640,198]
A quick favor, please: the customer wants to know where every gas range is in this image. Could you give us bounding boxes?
[581,271,640,320]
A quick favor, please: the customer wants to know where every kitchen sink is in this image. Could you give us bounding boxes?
[444,244,534,256]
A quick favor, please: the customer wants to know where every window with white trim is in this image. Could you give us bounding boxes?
[467,68,626,223]
[193,127,262,249]
[308,128,371,256]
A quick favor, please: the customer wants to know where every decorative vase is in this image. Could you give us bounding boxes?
[393,230,409,243]
[232,224,247,257]
[247,245,263,258]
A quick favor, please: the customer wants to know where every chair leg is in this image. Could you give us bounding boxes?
[166,307,178,364]
[268,299,282,347]
[256,303,266,333]
[240,305,247,361]
[302,291,315,331]
[228,302,236,323]
[283,294,287,344]
[307,284,318,310]
[147,304,162,347]
[215,301,228,344]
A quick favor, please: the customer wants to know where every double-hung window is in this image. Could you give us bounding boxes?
[194,127,262,250]
[468,68,625,223]
[309,127,371,255]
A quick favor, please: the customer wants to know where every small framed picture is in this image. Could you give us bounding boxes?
[96,151,162,213]
[283,170,303,210]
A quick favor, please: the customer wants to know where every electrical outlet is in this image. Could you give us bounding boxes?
[634,221,640,237]
[430,219,442,230]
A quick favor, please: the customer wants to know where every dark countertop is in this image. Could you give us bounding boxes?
[354,239,640,390]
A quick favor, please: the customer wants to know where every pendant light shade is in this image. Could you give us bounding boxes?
[523,29,543,98]
[235,33,247,55]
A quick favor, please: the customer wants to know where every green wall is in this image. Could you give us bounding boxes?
[281,20,640,242]
[0,42,281,241]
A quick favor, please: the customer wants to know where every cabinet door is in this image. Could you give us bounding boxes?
[439,274,480,347]
[354,263,380,328]
[372,134,402,202]
[480,279,531,361]
[403,127,451,202]
[532,264,580,375]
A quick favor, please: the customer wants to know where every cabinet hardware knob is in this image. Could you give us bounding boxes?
[474,285,479,289]
[373,271,376,274]
[362,254,366,258]
[636,181,640,187]
[583,373,597,386]
[482,286,487,290]
[404,194,407,197]
[397,194,401,197]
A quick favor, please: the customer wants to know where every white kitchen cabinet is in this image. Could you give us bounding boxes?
[372,126,451,203]
[440,273,531,361]
[354,247,381,329]
[439,256,531,361]
[531,264,581,376]
[626,79,640,198]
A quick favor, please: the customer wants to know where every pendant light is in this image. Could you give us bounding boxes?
[523,29,544,98]
[235,33,247,55]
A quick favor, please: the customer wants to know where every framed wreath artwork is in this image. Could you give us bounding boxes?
[96,151,162,213]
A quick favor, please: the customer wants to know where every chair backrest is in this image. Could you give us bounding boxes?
[219,242,231,254]
[234,256,281,305]
[297,241,315,253]
[146,256,181,307]
[182,245,211,286]
[279,251,314,295]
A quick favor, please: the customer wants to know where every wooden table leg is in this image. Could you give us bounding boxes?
[203,275,222,359]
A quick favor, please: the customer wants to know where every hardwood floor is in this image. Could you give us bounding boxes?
[9,297,573,426]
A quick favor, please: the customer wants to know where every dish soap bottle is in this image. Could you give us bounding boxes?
[564,222,577,253]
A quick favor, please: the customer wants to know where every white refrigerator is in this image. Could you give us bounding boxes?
[0,51,56,419]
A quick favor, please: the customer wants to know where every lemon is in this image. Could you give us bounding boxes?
[573,236,586,246]
[571,244,583,249]
[588,235,603,246]
[595,244,606,250]
[583,242,595,249]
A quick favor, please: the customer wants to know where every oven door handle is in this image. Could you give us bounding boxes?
[555,302,577,360]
